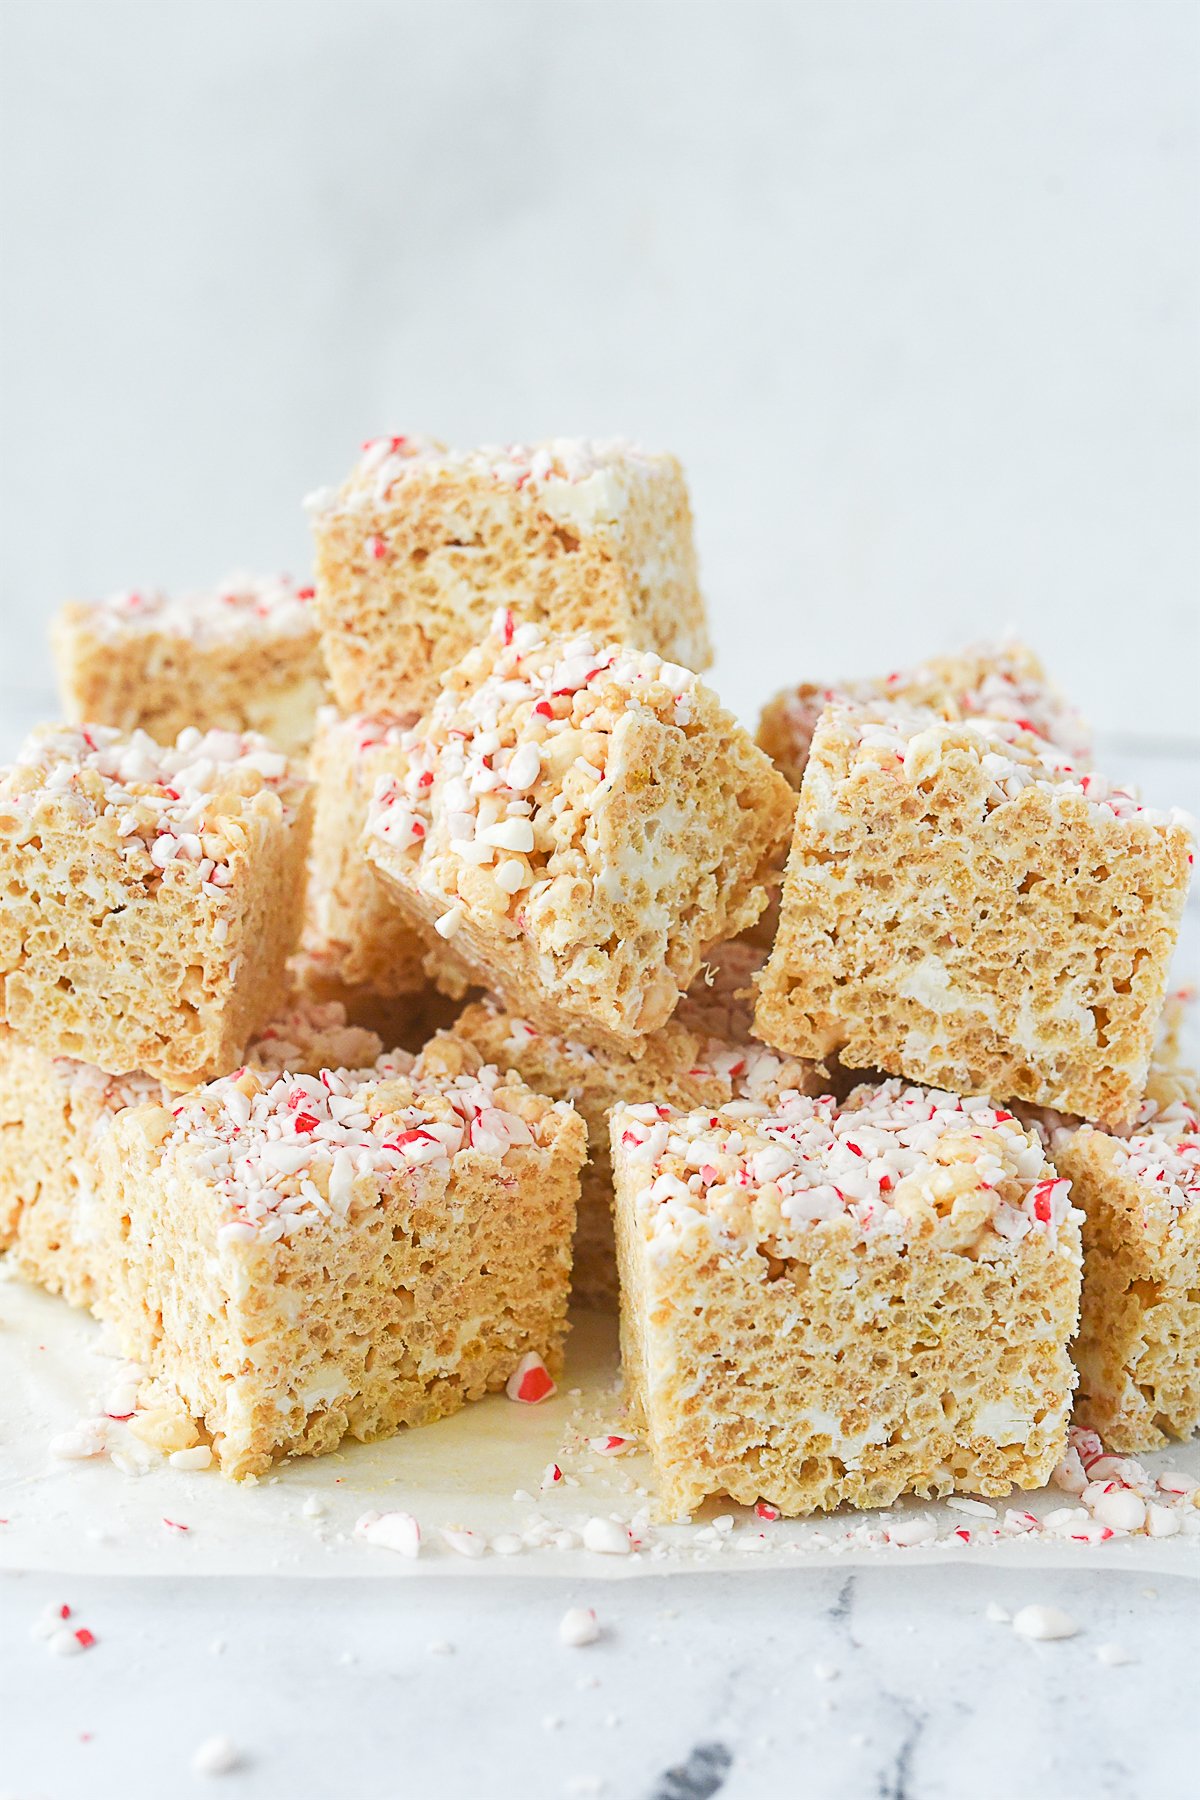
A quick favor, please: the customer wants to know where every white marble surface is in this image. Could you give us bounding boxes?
[1,1564,1194,1798]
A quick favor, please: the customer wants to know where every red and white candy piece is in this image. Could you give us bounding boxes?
[506,1352,556,1405]
[559,1606,601,1648]
[440,1527,487,1560]
[588,1434,635,1457]
[355,1510,421,1559]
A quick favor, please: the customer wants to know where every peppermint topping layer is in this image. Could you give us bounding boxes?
[319,707,420,757]
[838,704,1195,833]
[367,612,697,937]
[617,1080,1075,1254]
[1,725,304,880]
[1106,1089,1200,1213]
[486,1001,801,1105]
[166,1061,560,1247]
[314,434,662,514]
[778,640,1093,766]
[76,575,316,646]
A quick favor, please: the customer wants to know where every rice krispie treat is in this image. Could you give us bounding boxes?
[309,435,711,714]
[758,639,1091,791]
[52,575,328,755]
[754,703,1193,1128]
[96,1056,586,1477]
[611,1080,1083,1519]
[365,618,794,1053]
[0,725,312,1088]
[1051,1061,1200,1453]
[440,956,822,1307]
[0,1003,388,1309]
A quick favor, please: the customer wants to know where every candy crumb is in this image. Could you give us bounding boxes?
[985,1602,1012,1623]
[582,1517,632,1556]
[355,1510,421,1558]
[506,1352,557,1404]
[1096,1642,1136,1667]
[191,1736,242,1776]
[1011,1604,1079,1642]
[559,1606,601,1647]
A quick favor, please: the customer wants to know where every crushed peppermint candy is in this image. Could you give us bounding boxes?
[1011,1604,1079,1642]
[356,1510,421,1558]
[156,1057,560,1248]
[559,1606,601,1647]
[768,639,1093,778]
[191,1735,243,1776]
[613,1078,1078,1253]
[324,434,664,515]
[836,701,1195,835]
[71,573,316,647]
[2,723,305,881]
[365,612,699,927]
[507,1352,557,1405]
[1085,1088,1200,1215]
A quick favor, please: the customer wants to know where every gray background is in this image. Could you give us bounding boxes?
[1,0,1197,744]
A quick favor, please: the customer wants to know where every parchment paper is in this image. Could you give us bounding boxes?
[3,1277,1198,1580]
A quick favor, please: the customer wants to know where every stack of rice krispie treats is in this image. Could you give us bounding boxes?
[2,432,1195,1520]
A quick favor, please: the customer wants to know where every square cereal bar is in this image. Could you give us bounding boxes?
[309,435,711,714]
[1052,1061,1200,1452]
[754,703,1193,1128]
[95,1054,586,1477]
[434,950,823,1308]
[611,1080,1082,1519]
[0,1003,387,1309]
[364,618,794,1054]
[305,708,444,1003]
[53,575,328,756]
[0,725,312,1088]
[758,639,1091,791]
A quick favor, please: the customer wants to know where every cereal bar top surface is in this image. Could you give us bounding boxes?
[164,1058,573,1247]
[317,707,421,756]
[615,1079,1077,1257]
[310,433,670,517]
[1,724,307,865]
[367,612,699,935]
[469,995,802,1102]
[71,574,317,647]
[827,702,1196,834]
[1086,1083,1200,1217]
[51,1057,166,1116]
[777,639,1092,764]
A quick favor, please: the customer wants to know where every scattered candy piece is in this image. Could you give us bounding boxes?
[582,1517,632,1557]
[884,1515,938,1547]
[168,1445,213,1472]
[985,1602,1011,1623]
[1012,1605,1079,1642]
[559,1607,601,1648]
[506,1352,556,1404]
[355,1510,421,1558]
[588,1435,635,1457]
[1095,1642,1135,1667]
[191,1736,242,1776]
[49,1418,107,1460]
[440,1527,487,1560]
